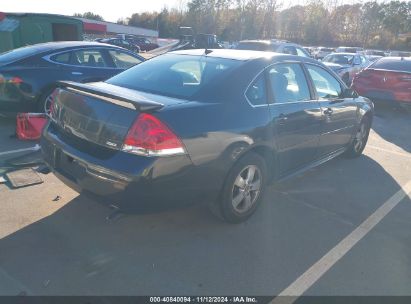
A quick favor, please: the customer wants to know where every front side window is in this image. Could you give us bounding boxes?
[108,50,142,69]
[246,75,267,106]
[306,65,343,99]
[72,49,107,67]
[268,63,311,103]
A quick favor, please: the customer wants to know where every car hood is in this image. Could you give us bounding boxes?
[323,62,350,70]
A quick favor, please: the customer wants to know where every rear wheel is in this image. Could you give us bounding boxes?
[343,117,371,158]
[211,153,267,223]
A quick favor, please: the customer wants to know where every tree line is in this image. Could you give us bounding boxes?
[76,0,411,50]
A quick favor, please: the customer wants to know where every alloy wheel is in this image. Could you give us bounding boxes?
[231,165,262,213]
[354,123,367,152]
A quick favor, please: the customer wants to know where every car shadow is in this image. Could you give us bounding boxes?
[371,103,411,153]
[0,154,407,296]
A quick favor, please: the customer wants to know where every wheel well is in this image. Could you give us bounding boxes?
[36,85,56,104]
[244,145,276,181]
[362,111,373,125]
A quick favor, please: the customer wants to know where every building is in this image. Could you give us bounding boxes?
[0,12,159,53]
[74,17,158,40]
[0,13,83,53]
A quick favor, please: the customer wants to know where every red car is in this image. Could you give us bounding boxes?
[352,57,411,108]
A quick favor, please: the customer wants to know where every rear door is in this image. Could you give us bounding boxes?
[305,64,358,156]
[267,62,322,175]
[49,48,116,83]
[69,48,115,82]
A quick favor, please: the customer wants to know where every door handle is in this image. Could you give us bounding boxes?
[71,71,83,75]
[324,108,333,115]
[276,114,288,124]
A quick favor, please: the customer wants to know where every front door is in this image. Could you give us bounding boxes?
[305,64,358,157]
[267,63,323,175]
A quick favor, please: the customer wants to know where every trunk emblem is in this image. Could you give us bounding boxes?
[106,141,118,148]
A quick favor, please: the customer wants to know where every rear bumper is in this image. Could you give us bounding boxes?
[41,122,214,210]
[354,88,411,105]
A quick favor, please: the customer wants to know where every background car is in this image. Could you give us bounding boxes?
[313,47,335,60]
[336,46,364,53]
[365,49,386,57]
[0,41,144,113]
[98,38,141,53]
[352,57,411,109]
[41,49,373,223]
[388,51,410,57]
[366,55,383,62]
[235,40,311,57]
[116,34,160,52]
[322,52,370,84]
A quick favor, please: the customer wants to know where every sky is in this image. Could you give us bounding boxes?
[1,0,377,23]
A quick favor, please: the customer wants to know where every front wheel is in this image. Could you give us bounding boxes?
[343,117,371,158]
[211,153,267,223]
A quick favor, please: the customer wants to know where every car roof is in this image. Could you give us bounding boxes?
[168,49,319,64]
[20,41,118,52]
[329,52,359,56]
[169,49,289,61]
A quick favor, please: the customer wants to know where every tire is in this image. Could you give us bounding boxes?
[211,152,268,224]
[343,116,371,158]
[37,87,56,114]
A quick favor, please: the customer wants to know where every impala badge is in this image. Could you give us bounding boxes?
[106,141,118,148]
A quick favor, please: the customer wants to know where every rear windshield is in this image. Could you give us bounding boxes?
[370,58,411,72]
[106,54,241,99]
[0,45,47,65]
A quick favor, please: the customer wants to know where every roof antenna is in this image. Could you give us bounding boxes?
[205,48,213,55]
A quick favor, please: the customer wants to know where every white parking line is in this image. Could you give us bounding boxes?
[271,180,411,304]
[367,145,411,159]
[0,144,40,157]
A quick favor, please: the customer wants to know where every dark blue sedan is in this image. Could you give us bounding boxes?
[41,49,374,223]
[0,41,144,114]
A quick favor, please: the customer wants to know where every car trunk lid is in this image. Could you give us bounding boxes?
[51,81,177,150]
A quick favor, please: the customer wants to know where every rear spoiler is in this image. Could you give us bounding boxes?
[56,81,164,112]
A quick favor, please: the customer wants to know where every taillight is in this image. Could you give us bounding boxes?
[122,113,186,157]
[9,76,23,84]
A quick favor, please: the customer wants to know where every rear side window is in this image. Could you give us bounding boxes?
[108,50,141,69]
[268,63,311,103]
[72,49,107,67]
[246,75,267,106]
[306,65,343,99]
[51,52,71,64]
[371,58,411,72]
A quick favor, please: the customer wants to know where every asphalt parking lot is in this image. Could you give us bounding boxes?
[0,104,410,297]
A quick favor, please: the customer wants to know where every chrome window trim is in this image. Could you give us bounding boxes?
[244,60,320,108]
